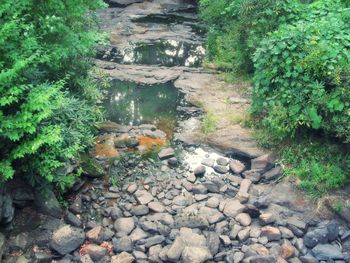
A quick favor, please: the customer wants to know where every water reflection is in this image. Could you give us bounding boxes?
[103,80,186,128]
[117,40,205,67]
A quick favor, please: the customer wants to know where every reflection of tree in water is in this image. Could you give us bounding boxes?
[103,81,185,130]
[121,40,205,67]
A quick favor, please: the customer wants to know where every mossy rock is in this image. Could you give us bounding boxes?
[97,121,121,132]
[80,156,105,177]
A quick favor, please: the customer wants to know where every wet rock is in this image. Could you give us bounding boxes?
[201,158,215,167]
[134,190,153,205]
[263,166,282,181]
[229,160,245,174]
[114,218,135,237]
[34,189,62,218]
[111,252,135,263]
[50,225,85,255]
[84,244,108,261]
[223,199,245,218]
[113,236,133,253]
[181,246,212,263]
[158,148,175,160]
[194,165,206,177]
[213,165,228,174]
[86,226,104,244]
[311,244,344,260]
[251,154,274,172]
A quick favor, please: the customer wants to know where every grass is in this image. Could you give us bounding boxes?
[201,112,218,134]
[255,129,350,199]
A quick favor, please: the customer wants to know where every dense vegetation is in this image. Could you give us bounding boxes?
[0,0,106,190]
[200,0,350,197]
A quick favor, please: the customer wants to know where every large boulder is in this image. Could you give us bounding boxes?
[50,225,85,255]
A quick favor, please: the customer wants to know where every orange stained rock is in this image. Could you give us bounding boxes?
[137,135,167,149]
[94,143,119,158]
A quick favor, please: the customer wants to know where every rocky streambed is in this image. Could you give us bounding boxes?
[1,0,350,263]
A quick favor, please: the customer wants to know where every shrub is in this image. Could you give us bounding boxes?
[253,1,350,142]
[0,0,106,190]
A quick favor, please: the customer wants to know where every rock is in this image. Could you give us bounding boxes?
[280,241,295,260]
[148,244,163,262]
[127,183,138,194]
[223,199,245,218]
[11,187,34,208]
[130,228,149,242]
[238,227,250,241]
[326,222,339,241]
[253,197,269,209]
[213,165,228,174]
[242,170,261,183]
[203,182,220,193]
[192,184,208,195]
[148,202,165,213]
[216,157,229,166]
[260,226,281,241]
[173,195,192,206]
[8,232,29,252]
[50,225,85,255]
[303,228,328,249]
[219,235,231,246]
[207,232,220,256]
[235,213,251,226]
[143,235,165,248]
[181,246,212,263]
[311,244,344,260]
[69,196,83,214]
[86,226,104,244]
[168,157,178,167]
[174,214,209,229]
[229,160,246,174]
[207,197,220,208]
[114,218,135,237]
[167,236,185,261]
[0,232,5,260]
[111,252,135,263]
[193,165,207,178]
[113,236,133,253]
[263,166,282,181]
[64,212,82,227]
[287,218,307,233]
[248,256,277,263]
[251,154,274,172]
[131,205,149,216]
[243,205,261,218]
[84,244,108,261]
[134,190,153,205]
[34,189,62,218]
[158,148,175,160]
[201,158,215,167]
[259,213,275,225]
[299,256,319,263]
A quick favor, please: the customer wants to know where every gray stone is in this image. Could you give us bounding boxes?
[113,236,133,253]
[174,214,209,229]
[68,196,83,214]
[64,212,82,227]
[114,218,135,237]
[192,184,208,195]
[167,236,185,261]
[50,225,85,255]
[194,165,206,177]
[300,256,319,263]
[35,189,62,218]
[303,228,328,248]
[148,202,165,213]
[84,244,108,261]
[312,244,344,260]
[213,165,228,174]
[216,157,229,166]
[223,199,245,218]
[251,154,274,172]
[181,246,212,263]
[242,170,261,183]
[263,166,282,181]
[111,252,135,263]
[207,232,220,256]
[86,226,104,244]
[131,205,149,216]
[143,235,165,248]
[248,256,277,263]
[134,190,153,205]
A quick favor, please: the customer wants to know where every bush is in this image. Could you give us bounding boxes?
[0,0,106,190]
[253,1,350,142]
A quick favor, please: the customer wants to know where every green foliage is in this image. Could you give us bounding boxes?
[253,1,350,142]
[0,0,106,189]
[201,112,218,134]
